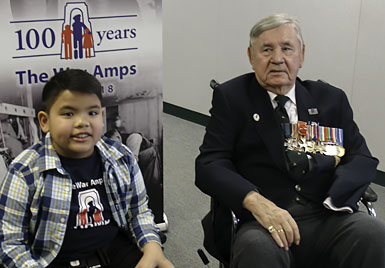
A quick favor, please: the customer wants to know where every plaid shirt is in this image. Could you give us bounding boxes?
[0,133,160,268]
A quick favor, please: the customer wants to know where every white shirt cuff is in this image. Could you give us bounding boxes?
[323,197,353,213]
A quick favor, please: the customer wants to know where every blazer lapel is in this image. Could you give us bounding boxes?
[247,78,288,172]
[295,80,320,123]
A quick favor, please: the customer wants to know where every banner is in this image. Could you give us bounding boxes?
[0,0,165,226]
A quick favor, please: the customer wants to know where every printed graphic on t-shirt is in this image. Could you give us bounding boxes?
[74,179,110,229]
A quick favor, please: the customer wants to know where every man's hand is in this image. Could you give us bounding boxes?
[135,242,175,268]
[243,191,300,250]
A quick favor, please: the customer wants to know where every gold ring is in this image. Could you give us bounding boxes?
[268,225,276,233]
[277,229,284,233]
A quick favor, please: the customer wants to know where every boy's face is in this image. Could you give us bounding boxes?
[38,90,104,159]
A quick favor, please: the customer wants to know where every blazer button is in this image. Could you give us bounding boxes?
[295,185,302,192]
[253,113,260,121]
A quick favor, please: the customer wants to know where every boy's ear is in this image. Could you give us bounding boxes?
[38,111,50,133]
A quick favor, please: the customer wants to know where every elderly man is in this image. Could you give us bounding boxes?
[195,13,385,268]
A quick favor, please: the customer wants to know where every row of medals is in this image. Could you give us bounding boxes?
[284,121,345,158]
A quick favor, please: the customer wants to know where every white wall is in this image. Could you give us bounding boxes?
[163,0,385,170]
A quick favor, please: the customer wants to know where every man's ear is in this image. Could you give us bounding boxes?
[38,111,50,133]
[299,44,306,68]
[247,47,254,70]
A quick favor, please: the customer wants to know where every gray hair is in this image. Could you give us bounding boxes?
[249,13,304,48]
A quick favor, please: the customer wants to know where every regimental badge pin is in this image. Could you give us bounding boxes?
[308,108,318,115]
[253,113,260,122]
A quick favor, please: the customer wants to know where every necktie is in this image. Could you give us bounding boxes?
[274,95,290,124]
[274,95,308,181]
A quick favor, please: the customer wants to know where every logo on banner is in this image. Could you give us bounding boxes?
[61,2,95,60]
[12,1,139,86]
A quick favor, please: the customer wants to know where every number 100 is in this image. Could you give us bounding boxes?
[15,28,56,50]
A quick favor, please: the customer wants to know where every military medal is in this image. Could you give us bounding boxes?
[298,121,307,136]
[284,121,345,157]
[323,144,345,157]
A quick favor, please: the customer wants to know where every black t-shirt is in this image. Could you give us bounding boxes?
[55,149,119,261]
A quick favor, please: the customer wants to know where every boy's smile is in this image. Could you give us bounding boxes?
[38,90,104,158]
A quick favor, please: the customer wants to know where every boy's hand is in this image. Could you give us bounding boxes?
[135,242,175,268]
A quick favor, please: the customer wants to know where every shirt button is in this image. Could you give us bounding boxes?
[54,244,59,249]
[295,185,301,192]
[65,187,70,192]
[60,218,65,223]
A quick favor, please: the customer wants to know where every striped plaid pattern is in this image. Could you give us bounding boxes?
[0,133,160,268]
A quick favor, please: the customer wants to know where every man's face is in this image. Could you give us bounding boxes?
[248,24,305,95]
[38,90,104,159]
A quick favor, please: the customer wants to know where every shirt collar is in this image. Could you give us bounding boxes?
[37,132,65,174]
[96,136,126,167]
[267,84,297,106]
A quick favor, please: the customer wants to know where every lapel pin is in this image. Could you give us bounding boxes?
[308,108,318,115]
[253,113,260,122]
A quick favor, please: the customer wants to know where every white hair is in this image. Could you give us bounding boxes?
[249,13,304,47]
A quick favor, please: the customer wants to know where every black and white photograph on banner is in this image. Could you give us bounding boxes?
[0,0,165,225]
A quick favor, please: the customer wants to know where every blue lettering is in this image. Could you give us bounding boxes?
[15,70,50,85]
[14,27,57,53]
[106,30,114,40]
[96,31,106,46]
[42,28,55,48]
[95,28,136,46]
[130,65,136,75]
[119,66,128,79]
[26,29,39,49]
[115,30,122,39]
[93,65,136,80]
[39,72,49,83]
[93,65,104,78]
[130,28,136,38]
[105,66,118,77]
[15,71,26,85]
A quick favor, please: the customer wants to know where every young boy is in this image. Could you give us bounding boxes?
[0,69,174,268]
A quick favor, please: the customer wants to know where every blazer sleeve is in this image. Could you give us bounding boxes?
[195,85,257,215]
[328,91,378,210]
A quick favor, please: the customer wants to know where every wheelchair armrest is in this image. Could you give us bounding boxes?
[210,79,219,90]
[362,185,378,203]
[159,232,167,244]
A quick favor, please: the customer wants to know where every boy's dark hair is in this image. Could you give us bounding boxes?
[41,69,102,112]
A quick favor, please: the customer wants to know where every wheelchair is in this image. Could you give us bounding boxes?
[202,185,378,268]
[201,79,379,268]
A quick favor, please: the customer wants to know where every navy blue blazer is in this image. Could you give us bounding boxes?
[195,73,378,222]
